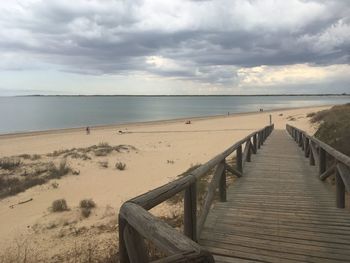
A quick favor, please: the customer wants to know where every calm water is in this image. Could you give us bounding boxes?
[0,96,349,134]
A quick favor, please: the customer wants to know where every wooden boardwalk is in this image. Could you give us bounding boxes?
[199,129,350,263]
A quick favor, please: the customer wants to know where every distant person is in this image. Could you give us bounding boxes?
[86,126,90,135]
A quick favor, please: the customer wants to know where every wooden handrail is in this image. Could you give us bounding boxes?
[119,124,274,263]
[286,124,350,209]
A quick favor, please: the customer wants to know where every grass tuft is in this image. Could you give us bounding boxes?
[0,158,21,170]
[80,199,96,209]
[311,103,350,156]
[115,162,126,170]
[52,199,68,212]
[80,199,96,218]
[48,159,71,179]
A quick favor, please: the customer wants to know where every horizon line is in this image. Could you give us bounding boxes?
[1,93,348,97]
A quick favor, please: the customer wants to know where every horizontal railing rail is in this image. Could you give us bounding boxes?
[119,124,274,263]
[286,124,350,209]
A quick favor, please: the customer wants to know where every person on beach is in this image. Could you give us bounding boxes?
[86,126,90,135]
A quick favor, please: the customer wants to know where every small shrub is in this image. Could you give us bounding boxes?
[52,199,68,212]
[115,162,126,170]
[80,199,96,209]
[81,208,91,218]
[51,182,59,189]
[0,158,21,170]
[48,159,71,179]
[80,199,96,218]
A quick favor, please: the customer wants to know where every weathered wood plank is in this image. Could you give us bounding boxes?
[224,163,242,178]
[184,182,197,241]
[120,202,201,256]
[337,162,350,192]
[124,224,149,263]
[320,163,336,181]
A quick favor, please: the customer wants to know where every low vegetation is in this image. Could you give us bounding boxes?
[115,162,126,170]
[47,143,136,159]
[52,199,69,212]
[0,158,21,170]
[0,159,71,199]
[309,103,350,156]
[48,160,71,179]
[80,199,96,218]
[80,199,96,209]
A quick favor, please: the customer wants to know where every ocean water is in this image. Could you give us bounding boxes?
[0,95,349,134]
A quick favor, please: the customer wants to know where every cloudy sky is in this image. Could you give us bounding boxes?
[0,0,349,95]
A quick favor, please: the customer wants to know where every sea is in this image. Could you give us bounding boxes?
[0,95,349,134]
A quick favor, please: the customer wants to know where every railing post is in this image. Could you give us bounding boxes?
[335,167,345,208]
[319,148,326,175]
[184,182,197,241]
[298,133,303,147]
[247,140,252,162]
[219,160,227,202]
[301,135,305,151]
[258,132,261,149]
[309,144,315,166]
[124,224,149,262]
[119,215,130,263]
[237,145,243,173]
[305,138,309,157]
[260,131,264,146]
[253,134,257,154]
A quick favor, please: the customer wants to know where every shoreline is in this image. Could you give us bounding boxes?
[0,104,334,139]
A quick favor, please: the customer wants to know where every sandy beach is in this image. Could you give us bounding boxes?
[0,105,330,261]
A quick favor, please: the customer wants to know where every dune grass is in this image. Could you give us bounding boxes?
[310,103,350,156]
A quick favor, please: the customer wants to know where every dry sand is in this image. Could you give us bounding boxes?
[0,105,329,261]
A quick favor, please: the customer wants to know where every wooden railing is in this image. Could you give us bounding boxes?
[286,124,350,209]
[118,124,274,263]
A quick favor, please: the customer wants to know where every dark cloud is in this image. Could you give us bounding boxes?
[0,0,349,86]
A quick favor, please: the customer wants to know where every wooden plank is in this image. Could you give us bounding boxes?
[201,232,350,260]
[119,215,130,263]
[236,145,242,173]
[224,163,242,178]
[252,134,257,154]
[242,140,251,167]
[335,167,345,209]
[219,161,227,202]
[120,202,201,255]
[124,224,149,263]
[184,182,197,241]
[320,163,336,181]
[337,163,350,192]
[319,147,327,175]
